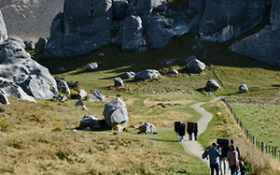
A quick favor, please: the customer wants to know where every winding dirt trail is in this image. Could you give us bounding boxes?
[180,97,230,175]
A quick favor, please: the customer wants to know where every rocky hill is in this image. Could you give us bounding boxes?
[0,0,64,40]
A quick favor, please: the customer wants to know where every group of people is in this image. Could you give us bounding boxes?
[175,121,198,142]
[204,139,247,175]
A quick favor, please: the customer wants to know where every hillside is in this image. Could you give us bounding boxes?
[0,0,63,40]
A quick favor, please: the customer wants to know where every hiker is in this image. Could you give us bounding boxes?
[219,156,227,175]
[240,161,247,175]
[187,122,194,140]
[227,145,240,175]
[230,139,241,160]
[193,122,198,141]
[205,142,222,175]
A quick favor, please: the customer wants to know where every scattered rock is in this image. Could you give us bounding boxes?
[24,40,35,50]
[206,79,221,91]
[0,93,10,105]
[139,123,157,134]
[134,69,160,80]
[138,45,148,52]
[185,55,198,65]
[99,52,105,57]
[114,77,123,87]
[112,0,129,19]
[76,101,83,106]
[82,104,88,111]
[35,37,48,54]
[78,115,102,130]
[56,79,70,96]
[58,67,66,72]
[103,98,129,129]
[86,62,98,71]
[239,84,248,93]
[89,90,105,102]
[57,94,68,102]
[78,89,87,100]
[169,69,179,74]
[126,71,136,79]
[186,59,206,73]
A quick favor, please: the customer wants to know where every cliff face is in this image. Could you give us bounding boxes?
[0,0,63,40]
[229,1,280,67]
[0,10,7,43]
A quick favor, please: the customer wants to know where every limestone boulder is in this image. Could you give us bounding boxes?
[188,0,266,43]
[206,79,220,91]
[239,84,248,93]
[0,78,36,103]
[139,123,157,134]
[134,69,160,80]
[35,37,47,54]
[185,55,198,65]
[126,71,136,79]
[169,69,178,74]
[113,0,129,19]
[78,89,87,100]
[122,15,143,52]
[0,10,7,43]
[126,0,167,17]
[103,98,129,128]
[78,115,102,130]
[24,40,35,50]
[87,62,98,71]
[56,79,70,96]
[0,93,10,105]
[114,77,123,87]
[186,59,206,73]
[0,36,29,63]
[89,90,105,102]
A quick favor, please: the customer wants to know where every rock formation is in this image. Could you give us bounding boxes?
[134,69,160,80]
[0,10,7,43]
[229,1,280,67]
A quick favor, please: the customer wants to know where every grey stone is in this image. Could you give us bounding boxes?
[89,90,105,102]
[239,84,248,93]
[57,94,68,102]
[113,0,129,19]
[58,67,66,72]
[139,123,156,134]
[78,89,87,100]
[45,0,113,59]
[0,78,36,103]
[44,13,64,60]
[114,77,123,87]
[169,69,178,74]
[185,55,198,64]
[229,2,280,67]
[79,115,102,130]
[126,71,136,79]
[0,36,30,62]
[24,40,35,50]
[76,101,83,106]
[82,105,88,111]
[206,79,220,91]
[35,37,48,54]
[186,59,206,73]
[138,46,148,52]
[122,15,143,52]
[188,0,266,43]
[0,93,10,105]
[0,10,7,43]
[87,62,98,71]
[0,57,58,100]
[103,98,129,128]
[56,79,70,96]
[99,52,105,57]
[134,69,160,80]
[126,0,167,17]
[145,16,173,49]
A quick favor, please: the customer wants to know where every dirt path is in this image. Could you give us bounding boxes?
[180,97,230,175]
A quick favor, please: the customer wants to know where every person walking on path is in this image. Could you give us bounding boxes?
[228,145,240,175]
[206,142,222,175]
[230,139,241,160]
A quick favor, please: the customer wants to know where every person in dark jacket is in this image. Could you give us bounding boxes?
[230,139,241,160]
[205,142,222,175]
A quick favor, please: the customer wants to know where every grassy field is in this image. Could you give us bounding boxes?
[6,24,280,174]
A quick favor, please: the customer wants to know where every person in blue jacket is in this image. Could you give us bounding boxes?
[205,142,222,175]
